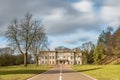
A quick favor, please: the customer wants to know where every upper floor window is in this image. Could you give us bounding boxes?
[71,56,73,59]
[53,56,54,59]
[45,56,47,59]
[57,56,59,59]
[49,56,51,59]
[41,56,44,59]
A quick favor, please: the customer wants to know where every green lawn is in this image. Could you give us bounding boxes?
[72,65,120,80]
[0,64,51,80]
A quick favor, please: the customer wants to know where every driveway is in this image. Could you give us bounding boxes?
[27,65,96,80]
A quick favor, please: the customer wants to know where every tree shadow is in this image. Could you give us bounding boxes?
[0,67,102,75]
[77,67,102,72]
[0,69,47,75]
[44,69,75,74]
[44,67,103,74]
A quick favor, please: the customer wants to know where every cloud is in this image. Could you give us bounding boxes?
[64,37,90,45]
[73,0,93,13]
[103,0,120,6]
[100,0,120,29]
[0,0,119,36]
[43,0,103,36]
[0,0,79,35]
[101,6,120,21]
[0,0,115,37]
[0,0,120,49]
[58,29,99,45]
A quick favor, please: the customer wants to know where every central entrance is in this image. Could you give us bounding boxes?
[57,60,68,64]
[60,60,65,64]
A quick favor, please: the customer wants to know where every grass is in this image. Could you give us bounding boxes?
[72,65,120,80]
[0,64,51,80]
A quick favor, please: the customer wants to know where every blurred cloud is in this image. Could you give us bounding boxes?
[0,0,120,48]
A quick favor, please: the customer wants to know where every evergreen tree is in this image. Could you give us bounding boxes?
[113,27,120,50]
[93,44,105,64]
[112,26,120,63]
[97,30,107,46]
[105,27,113,55]
[97,27,113,55]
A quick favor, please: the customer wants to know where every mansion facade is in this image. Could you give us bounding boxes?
[38,48,82,65]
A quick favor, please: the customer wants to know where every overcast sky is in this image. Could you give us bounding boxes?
[0,0,120,50]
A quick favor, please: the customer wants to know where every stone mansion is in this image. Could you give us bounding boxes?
[39,48,82,65]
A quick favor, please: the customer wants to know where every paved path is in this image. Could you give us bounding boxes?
[27,65,96,80]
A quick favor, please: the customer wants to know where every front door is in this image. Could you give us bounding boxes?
[57,60,66,64]
[60,60,65,64]
[60,61,62,64]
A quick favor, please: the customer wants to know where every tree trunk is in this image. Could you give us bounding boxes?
[35,58,38,66]
[24,52,28,67]
[116,56,118,64]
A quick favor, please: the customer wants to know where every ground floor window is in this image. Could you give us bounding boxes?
[68,61,70,64]
[42,61,44,64]
[49,56,51,59]
[53,61,54,64]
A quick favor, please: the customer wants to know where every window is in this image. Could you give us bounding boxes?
[52,61,54,64]
[45,56,47,59]
[57,56,59,59]
[71,61,72,64]
[53,56,54,59]
[50,56,51,59]
[42,61,44,64]
[68,61,70,64]
[71,56,73,59]
[78,61,80,64]
[41,56,44,59]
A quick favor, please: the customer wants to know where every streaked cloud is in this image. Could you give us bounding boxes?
[0,0,120,49]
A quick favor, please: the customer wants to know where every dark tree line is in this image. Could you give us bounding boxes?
[0,54,32,66]
[0,47,32,66]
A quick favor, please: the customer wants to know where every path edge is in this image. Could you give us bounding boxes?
[27,67,54,80]
[79,72,97,80]
[69,65,97,80]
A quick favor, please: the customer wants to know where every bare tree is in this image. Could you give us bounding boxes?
[81,41,95,64]
[30,27,48,66]
[5,13,47,67]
